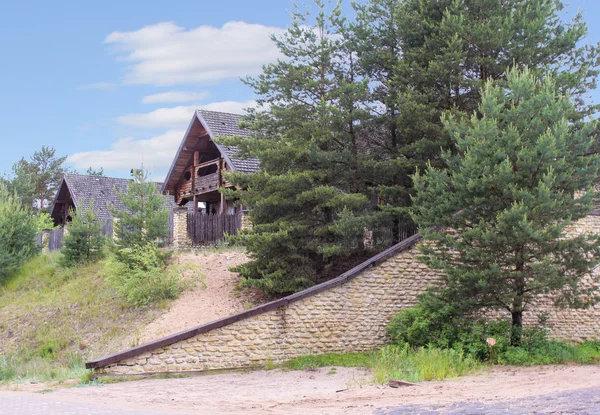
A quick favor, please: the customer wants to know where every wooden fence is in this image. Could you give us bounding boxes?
[47,227,65,251]
[372,222,419,249]
[187,212,242,244]
[41,219,118,252]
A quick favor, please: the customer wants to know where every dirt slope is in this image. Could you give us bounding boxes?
[138,250,251,343]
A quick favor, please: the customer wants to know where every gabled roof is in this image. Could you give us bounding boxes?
[51,174,174,222]
[162,110,260,194]
[198,110,260,175]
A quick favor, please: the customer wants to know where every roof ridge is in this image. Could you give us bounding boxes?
[197,109,244,117]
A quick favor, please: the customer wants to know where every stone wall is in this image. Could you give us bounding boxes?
[172,207,192,250]
[89,216,600,375]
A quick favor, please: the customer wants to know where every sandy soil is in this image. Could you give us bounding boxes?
[138,250,251,343]
[11,364,598,415]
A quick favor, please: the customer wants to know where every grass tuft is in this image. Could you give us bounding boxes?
[284,345,482,384]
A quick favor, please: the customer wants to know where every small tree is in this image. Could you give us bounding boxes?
[3,146,70,212]
[0,185,40,282]
[59,202,105,267]
[412,68,600,344]
[111,169,169,250]
[86,167,104,176]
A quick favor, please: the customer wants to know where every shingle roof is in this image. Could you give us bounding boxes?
[62,174,175,221]
[198,110,260,174]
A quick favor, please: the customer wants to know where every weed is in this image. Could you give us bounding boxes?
[264,359,276,370]
[284,352,372,370]
[283,346,482,384]
[371,345,482,383]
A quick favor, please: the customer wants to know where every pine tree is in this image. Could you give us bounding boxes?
[411,68,600,344]
[86,167,104,176]
[223,0,373,295]
[352,0,599,242]
[59,201,105,267]
[222,0,600,296]
[3,146,70,211]
[0,185,40,282]
[111,169,170,251]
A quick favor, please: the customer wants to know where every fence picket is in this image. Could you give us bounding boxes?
[187,212,243,245]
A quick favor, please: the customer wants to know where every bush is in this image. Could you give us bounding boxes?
[388,300,600,365]
[60,203,105,267]
[106,243,186,307]
[0,185,40,283]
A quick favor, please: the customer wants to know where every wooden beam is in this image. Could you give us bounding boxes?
[195,158,221,170]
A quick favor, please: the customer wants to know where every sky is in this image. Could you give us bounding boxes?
[0,0,599,181]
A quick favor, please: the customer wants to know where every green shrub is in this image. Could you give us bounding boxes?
[106,243,186,307]
[59,203,105,267]
[387,301,600,365]
[0,185,40,283]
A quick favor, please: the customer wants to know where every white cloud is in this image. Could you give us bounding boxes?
[116,106,198,129]
[116,101,255,129]
[68,129,184,174]
[105,21,284,86]
[198,100,256,115]
[142,91,210,104]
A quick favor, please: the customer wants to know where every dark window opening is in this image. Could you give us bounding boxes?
[184,171,192,181]
[197,164,218,177]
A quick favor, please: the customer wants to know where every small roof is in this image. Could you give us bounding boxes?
[52,174,174,222]
[162,110,260,194]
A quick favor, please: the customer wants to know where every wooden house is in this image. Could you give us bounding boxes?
[161,110,259,214]
[50,173,175,227]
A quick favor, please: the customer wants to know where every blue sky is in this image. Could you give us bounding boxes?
[0,0,599,181]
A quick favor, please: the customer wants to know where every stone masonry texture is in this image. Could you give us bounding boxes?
[98,216,600,375]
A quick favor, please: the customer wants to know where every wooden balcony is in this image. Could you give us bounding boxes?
[195,172,220,194]
[175,158,226,204]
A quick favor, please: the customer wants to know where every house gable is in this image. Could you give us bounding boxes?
[50,174,174,226]
[162,110,259,206]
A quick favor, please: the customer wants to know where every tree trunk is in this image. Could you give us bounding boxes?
[511,310,523,346]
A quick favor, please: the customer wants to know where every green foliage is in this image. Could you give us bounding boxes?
[283,345,482,384]
[0,353,88,384]
[0,185,40,283]
[371,345,482,384]
[85,166,104,176]
[284,351,373,370]
[222,0,599,295]
[33,212,57,232]
[228,172,370,296]
[387,302,600,365]
[0,251,180,383]
[223,2,378,295]
[106,243,187,307]
[2,146,69,212]
[59,202,105,267]
[412,68,600,338]
[111,168,170,252]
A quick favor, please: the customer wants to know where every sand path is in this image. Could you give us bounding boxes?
[138,250,250,343]
[6,364,597,415]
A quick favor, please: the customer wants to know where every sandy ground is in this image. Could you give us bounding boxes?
[6,364,597,415]
[137,250,251,343]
